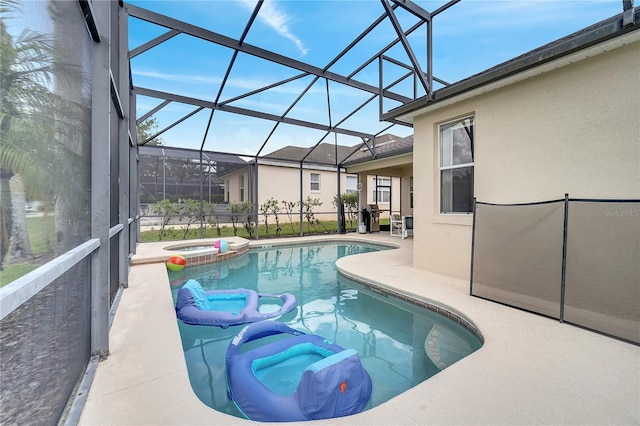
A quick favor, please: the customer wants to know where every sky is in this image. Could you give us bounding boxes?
[127,0,624,155]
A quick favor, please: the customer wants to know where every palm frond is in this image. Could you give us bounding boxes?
[0,0,20,19]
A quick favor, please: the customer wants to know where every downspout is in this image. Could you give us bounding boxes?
[299,162,304,236]
[199,150,204,239]
[254,157,259,240]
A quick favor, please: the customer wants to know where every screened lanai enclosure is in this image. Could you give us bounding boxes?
[2,0,637,424]
[138,139,409,239]
[130,0,440,239]
[139,146,247,206]
[1,1,448,422]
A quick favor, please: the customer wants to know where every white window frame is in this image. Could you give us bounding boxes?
[374,177,391,204]
[439,116,474,214]
[310,173,320,191]
[346,175,358,194]
[239,175,244,202]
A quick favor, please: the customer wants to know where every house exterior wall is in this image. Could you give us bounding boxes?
[223,168,249,203]
[346,153,413,220]
[256,164,355,220]
[363,174,400,218]
[224,163,356,220]
[413,38,640,279]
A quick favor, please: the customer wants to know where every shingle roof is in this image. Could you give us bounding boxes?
[343,134,413,166]
[261,133,406,166]
[262,143,353,165]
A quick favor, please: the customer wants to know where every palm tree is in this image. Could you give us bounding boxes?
[0,1,88,270]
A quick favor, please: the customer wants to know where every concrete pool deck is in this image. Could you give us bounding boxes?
[79,234,639,425]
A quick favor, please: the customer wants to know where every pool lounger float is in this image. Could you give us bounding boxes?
[175,279,297,328]
[225,321,372,422]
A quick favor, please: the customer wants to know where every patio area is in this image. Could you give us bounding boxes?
[78,234,639,425]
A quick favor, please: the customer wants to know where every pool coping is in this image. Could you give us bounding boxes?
[339,268,484,346]
[131,237,251,267]
[79,234,640,425]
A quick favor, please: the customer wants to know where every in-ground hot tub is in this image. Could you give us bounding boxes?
[164,243,219,257]
[163,242,223,268]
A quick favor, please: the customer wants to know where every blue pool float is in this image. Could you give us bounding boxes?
[175,279,297,328]
[225,321,372,422]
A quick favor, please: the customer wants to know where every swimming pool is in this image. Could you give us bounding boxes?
[169,242,482,419]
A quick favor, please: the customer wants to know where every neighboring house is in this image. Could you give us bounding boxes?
[379,11,640,280]
[222,134,410,225]
[222,142,360,222]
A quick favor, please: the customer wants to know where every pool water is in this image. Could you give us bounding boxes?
[169,242,482,419]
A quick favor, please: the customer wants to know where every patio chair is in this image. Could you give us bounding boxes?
[390,214,403,236]
[402,215,413,239]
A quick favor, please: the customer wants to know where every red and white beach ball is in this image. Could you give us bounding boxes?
[166,255,187,271]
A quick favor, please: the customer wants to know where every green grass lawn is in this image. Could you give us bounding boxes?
[139,219,362,243]
[1,214,56,287]
[1,215,389,286]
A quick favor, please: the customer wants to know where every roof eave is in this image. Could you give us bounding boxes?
[342,146,413,167]
[382,10,640,123]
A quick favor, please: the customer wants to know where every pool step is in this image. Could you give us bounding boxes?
[424,325,475,370]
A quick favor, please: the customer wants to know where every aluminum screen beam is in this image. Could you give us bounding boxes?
[126,0,471,154]
[346,19,424,80]
[432,0,462,17]
[322,3,400,73]
[383,10,640,122]
[126,3,412,104]
[391,0,431,20]
[134,87,376,140]
[219,73,309,106]
[128,29,181,59]
[381,0,431,95]
[200,0,264,152]
[140,106,204,145]
[136,99,171,125]
[255,75,321,157]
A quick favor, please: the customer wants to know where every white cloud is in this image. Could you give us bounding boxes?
[133,69,221,85]
[239,0,308,56]
[133,69,292,95]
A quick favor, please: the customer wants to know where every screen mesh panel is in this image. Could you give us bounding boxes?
[472,201,564,318]
[471,198,639,344]
[138,146,247,205]
[0,260,91,425]
[564,201,640,343]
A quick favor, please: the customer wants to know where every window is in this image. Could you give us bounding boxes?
[439,116,474,213]
[310,173,320,191]
[239,175,244,202]
[225,180,229,202]
[374,177,391,203]
[346,175,358,194]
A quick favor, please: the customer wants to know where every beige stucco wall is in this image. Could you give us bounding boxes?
[347,153,414,221]
[361,174,399,219]
[256,165,352,216]
[223,164,357,221]
[223,168,248,203]
[413,36,640,279]
[399,165,413,216]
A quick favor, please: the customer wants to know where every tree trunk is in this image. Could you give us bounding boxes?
[0,174,12,270]
[50,0,92,254]
[6,174,32,263]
